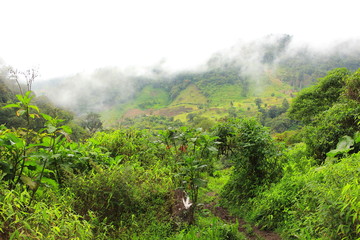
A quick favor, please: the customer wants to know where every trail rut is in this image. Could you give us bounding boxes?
[205,200,281,240]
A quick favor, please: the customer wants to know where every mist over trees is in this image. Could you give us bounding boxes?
[33,35,360,117]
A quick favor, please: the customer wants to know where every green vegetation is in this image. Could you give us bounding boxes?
[101,84,171,126]
[131,85,171,110]
[171,84,207,107]
[289,68,350,124]
[1,63,360,239]
[218,118,284,206]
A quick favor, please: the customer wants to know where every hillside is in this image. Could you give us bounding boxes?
[32,36,360,128]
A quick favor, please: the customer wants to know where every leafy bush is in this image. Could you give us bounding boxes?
[67,162,174,236]
[282,142,315,175]
[158,126,219,224]
[0,186,93,239]
[289,68,349,124]
[303,100,360,161]
[345,68,360,102]
[288,68,360,161]
[247,153,360,239]
[219,118,284,206]
[90,129,161,166]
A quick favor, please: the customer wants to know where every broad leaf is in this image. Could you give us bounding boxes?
[354,131,360,144]
[2,103,20,109]
[16,109,26,116]
[29,113,40,119]
[46,124,57,134]
[61,125,72,134]
[41,177,58,189]
[40,113,53,121]
[5,133,25,147]
[336,135,354,150]
[326,135,354,157]
[28,105,40,112]
[207,146,218,152]
[20,175,39,190]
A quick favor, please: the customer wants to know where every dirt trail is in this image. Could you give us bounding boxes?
[205,201,282,240]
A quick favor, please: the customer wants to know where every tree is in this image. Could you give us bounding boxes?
[281,98,289,111]
[265,113,298,133]
[290,68,360,161]
[289,68,349,124]
[219,118,283,206]
[80,113,103,134]
[255,98,262,110]
[303,100,360,161]
[267,106,281,118]
[345,68,360,102]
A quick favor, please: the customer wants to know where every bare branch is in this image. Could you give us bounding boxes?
[8,67,39,94]
[8,67,24,95]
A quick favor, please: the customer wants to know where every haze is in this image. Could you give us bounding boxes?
[1,0,360,80]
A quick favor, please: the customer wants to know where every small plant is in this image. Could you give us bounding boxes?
[326,132,360,159]
[159,127,218,224]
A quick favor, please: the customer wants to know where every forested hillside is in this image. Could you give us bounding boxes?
[1,38,360,239]
[34,36,360,129]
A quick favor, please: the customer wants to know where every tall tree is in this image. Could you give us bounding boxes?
[80,112,103,134]
[289,68,349,124]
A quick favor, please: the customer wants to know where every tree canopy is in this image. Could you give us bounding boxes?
[289,68,349,124]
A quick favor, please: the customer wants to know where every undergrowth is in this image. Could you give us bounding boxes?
[246,152,360,240]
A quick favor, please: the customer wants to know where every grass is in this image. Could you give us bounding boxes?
[101,85,170,127]
[204,84,245,107]
[199,167,233,205]
[200,108,228,121]
[171,84,208,106]
[174,112,189,122]
[132,85,170,110]
[101,77,295,127]
[101,103,129,127]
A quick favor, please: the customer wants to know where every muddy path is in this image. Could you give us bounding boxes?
[204,201,282,240]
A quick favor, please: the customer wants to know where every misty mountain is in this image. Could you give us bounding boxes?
[33,35,360,125]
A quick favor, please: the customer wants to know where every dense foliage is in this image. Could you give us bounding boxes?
[289,68,350,124]
[289,68,360,161]
[1,66,360,239]
[217,118,283,206]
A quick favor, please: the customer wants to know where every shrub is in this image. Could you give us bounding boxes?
[66,162,174,236]
[170,217,245,240]
[345,68,360,103]
[219,118,284,206]
[247,152,360,239]
[303,100,360,161]
[0,186,93,239]
[90,129,161,166]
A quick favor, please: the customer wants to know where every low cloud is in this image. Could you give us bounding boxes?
[33,35,360,114]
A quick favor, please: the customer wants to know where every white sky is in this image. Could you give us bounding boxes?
[1,0,359,80]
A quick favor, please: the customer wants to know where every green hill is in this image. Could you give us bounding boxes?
[101,67,296,128]
[31,36,360,128]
